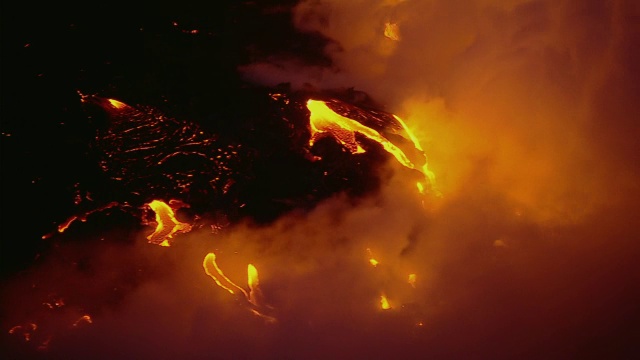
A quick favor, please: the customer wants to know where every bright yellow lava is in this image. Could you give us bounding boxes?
[72,315,93,327]
[308,100,413,166]
[307,100,436,191]
[408,273,417,288]
[380,295,391,310]
[146,200,192,246]
[248,264,259,289]
[384,22,400,41]
[203,254,275,322]
[107,98,127,109]
[366,248,379,267]
[202,252,246,295]
[393,114,437,186]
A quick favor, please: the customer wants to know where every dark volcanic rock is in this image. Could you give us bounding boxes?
[80,87,423,224]
[81,93,243,214]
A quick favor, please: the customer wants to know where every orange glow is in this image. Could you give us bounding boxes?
[380,295,391,310]
[307,100,367,154]
[393,114,437,187]
[42,296,65,309]
[57,216,78,233]
[72,315,93,327]
[107,99,127,109]
[307,100,436,191]
[308,100,412,165]
[203,254,275,321]
[45,201,119,238]
[247,264,262,307]
[250,309,277,323]
[8,323,37,342]
[408,273,417,288]
[384,22,400,41]
[146,200,192,246]
[366,248,379,267]
[37,336,52,351]
[248,264,259,290]
[202,252,245,296]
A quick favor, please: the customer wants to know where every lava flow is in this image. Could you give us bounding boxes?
[145,200,192,246]
[13,90,432,356]
[380,295,391,310]
[307,99,435,192]
[384,22,401,41]
[203,253,275,322]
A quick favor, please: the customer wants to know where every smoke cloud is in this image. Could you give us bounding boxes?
[3,0,639,359]
[244,0,639,223]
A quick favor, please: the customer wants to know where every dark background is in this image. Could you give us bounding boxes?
[0,1,332,276]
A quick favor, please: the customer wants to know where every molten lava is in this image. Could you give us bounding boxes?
[307,99,435,191]
[107,99,127,109]
[384,22,400,41]
[247,264,263,307]
[72,315,93,327]
[203,253,275,321]
[43,201,120,239]
[146,200,192,246]
[392,114,437,190]
[367,248,379,267]
[308,99,366,154]
[408,273,417,288]
[380,295,391,310]
[202,252,244,295]
[8,323,37,342]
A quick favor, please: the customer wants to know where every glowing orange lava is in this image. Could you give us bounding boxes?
[384,22,400,41]
[202,252,246,295]
[107,99,127,109]
[44,201,119,239]
[366,248,379,267]
[307,100,436,191]
[247,264,263,307]
[380,295,391,310]
[408,273,417,288]
[393,114,437,189]
[72,315,93,327]
[146,200,192,246]
[203,253,275,322]
[8,323,37,342]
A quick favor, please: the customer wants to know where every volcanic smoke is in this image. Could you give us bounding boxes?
[2,1,639,359]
